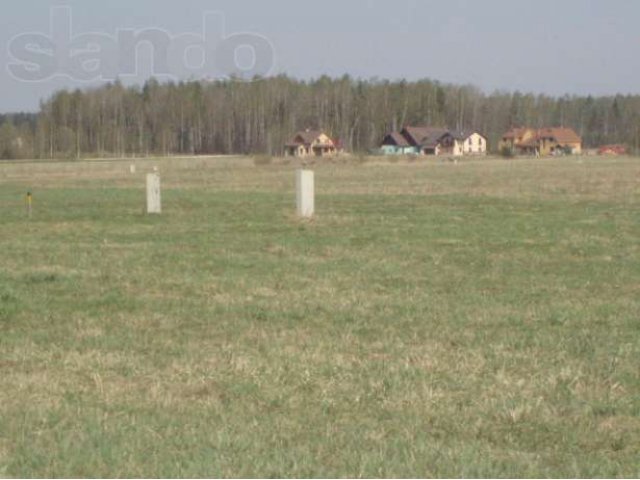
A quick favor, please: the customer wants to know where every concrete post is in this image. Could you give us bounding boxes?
[296,169,314,218]
[146,173,161,214]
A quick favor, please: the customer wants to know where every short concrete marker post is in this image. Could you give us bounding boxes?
[130,164,136,174]
[296,169,314,218]
[146,173,161,214]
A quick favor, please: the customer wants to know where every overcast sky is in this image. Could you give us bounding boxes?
[1,0,639,112]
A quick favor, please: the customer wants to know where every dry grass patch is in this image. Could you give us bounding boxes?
[0,155,638,477]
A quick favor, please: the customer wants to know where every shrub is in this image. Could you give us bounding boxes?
[500,146,515,158]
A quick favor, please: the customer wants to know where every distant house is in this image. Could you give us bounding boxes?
[381,126,484,156]
[537,128,582,155]
[285,130,337,157]
[498,127,537,154]
[404,127,459,156]
[499,127,582,156]
[380,132,415,155]
[598,144,627,156]
[453,131,488,155]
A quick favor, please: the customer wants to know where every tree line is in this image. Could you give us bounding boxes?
[1,75,639,159]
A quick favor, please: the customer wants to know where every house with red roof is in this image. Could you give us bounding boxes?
[499,127,582,156]
[598,144,627,156]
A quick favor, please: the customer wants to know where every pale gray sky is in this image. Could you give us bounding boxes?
[1,0,639,112]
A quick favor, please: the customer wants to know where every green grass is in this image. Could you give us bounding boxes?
[0,156,639,477]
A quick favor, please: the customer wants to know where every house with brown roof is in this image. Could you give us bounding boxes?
[403,127,458,155]
[284,130,338,157]
[499,127,582,156]
[381,126,486,156]
[380,131,415,155]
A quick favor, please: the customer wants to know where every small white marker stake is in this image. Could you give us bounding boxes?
[146,173,161,214]
[130,164,136,174]
[296,169,314,218]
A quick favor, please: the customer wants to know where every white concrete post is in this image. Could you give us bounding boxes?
[146,173,161,214]
[296,169,314,218]
[130,164,136,174]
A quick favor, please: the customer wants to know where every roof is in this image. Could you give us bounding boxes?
[383,126,488,149]
[382,132,410,147]
[452,130,486,141]
[286,129,325,146]
[421,130,451,148]
[502,127,534,140]
[598,144,626,153]
[537,127,581,144]
[502,127,582,146]
[401,126,449,147]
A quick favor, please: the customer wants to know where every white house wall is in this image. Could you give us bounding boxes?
[462,133,487,155]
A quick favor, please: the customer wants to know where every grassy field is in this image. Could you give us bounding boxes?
[0,155,639,478]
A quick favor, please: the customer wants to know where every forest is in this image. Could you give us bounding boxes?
[1,75,639,159]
